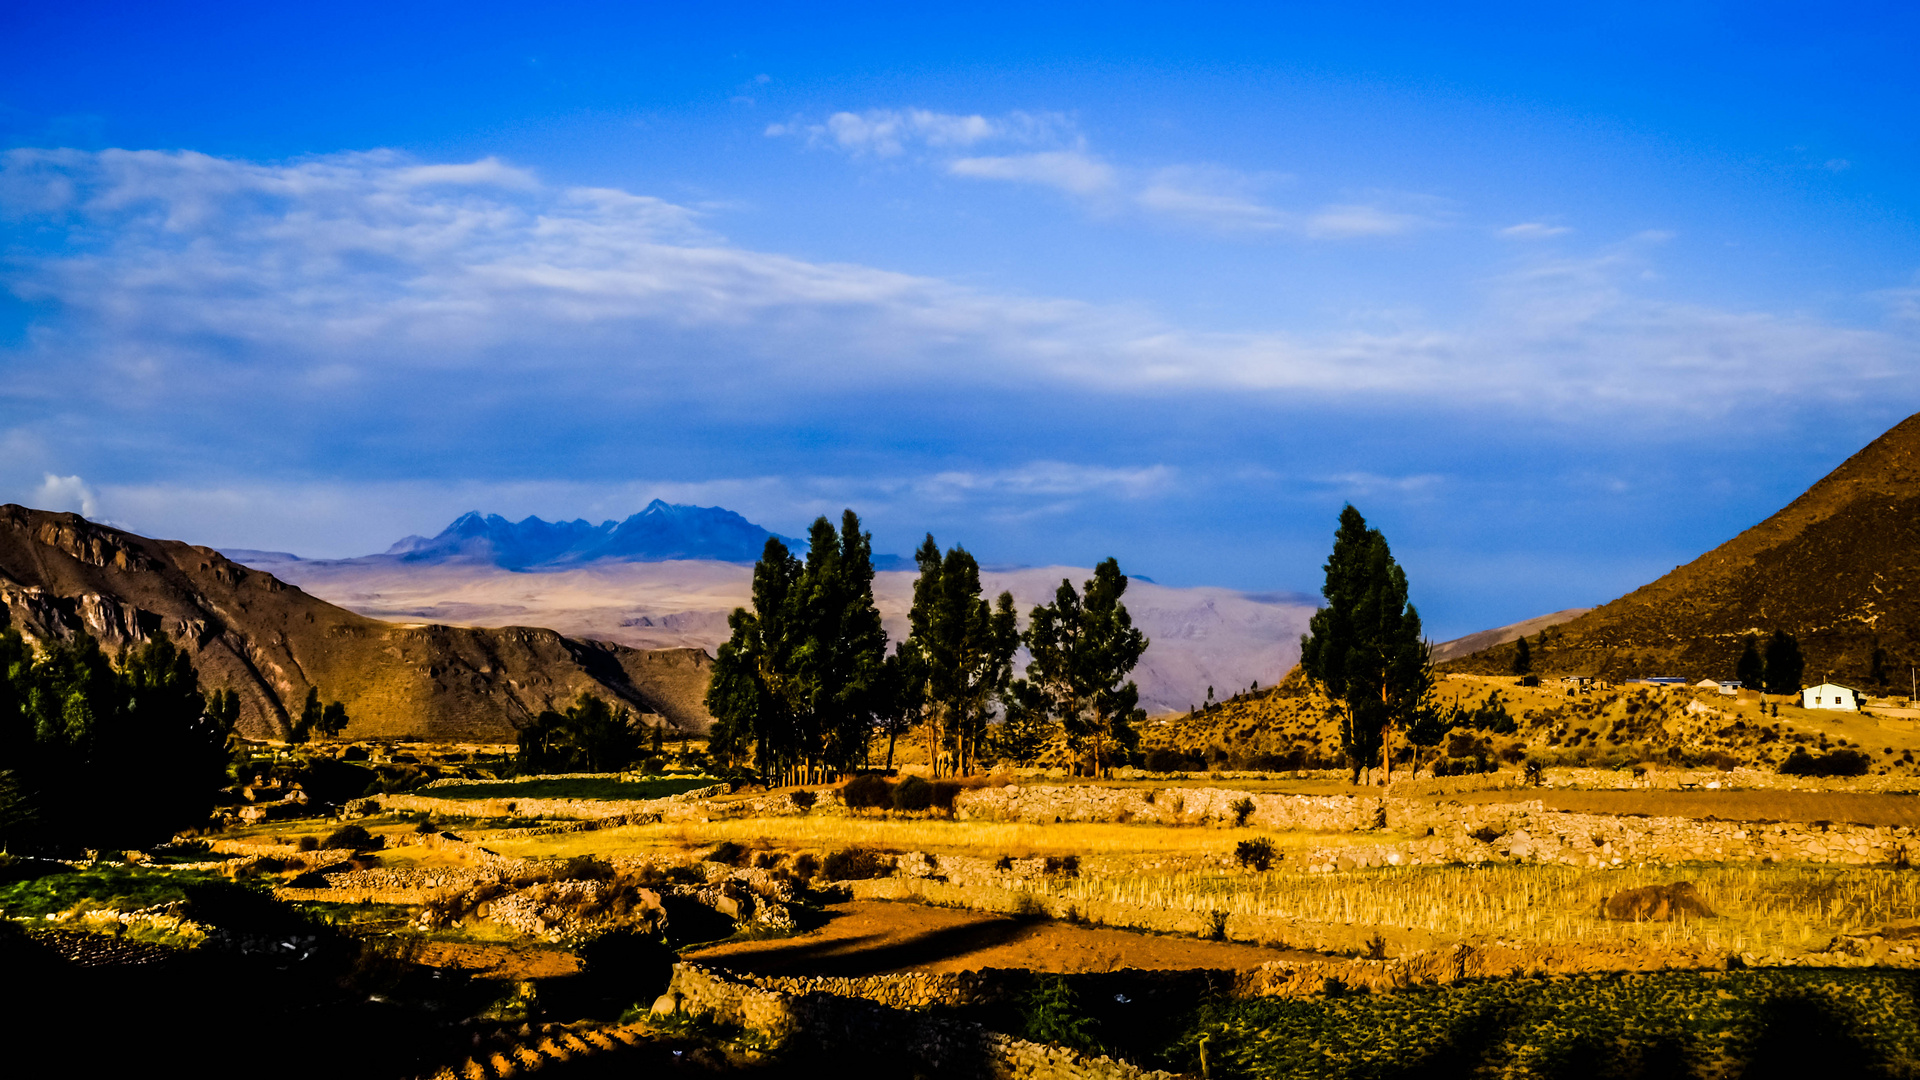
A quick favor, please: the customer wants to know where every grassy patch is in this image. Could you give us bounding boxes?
[0,863,231,920]
[1163,969,1920,1079]
[419,776,719,801]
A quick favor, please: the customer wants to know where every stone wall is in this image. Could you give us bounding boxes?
[954,784,1378,831]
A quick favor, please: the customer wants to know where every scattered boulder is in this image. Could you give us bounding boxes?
[1600,882,1715,922]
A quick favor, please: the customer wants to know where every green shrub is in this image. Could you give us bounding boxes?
[892,775,933,811]
[1023,975,1098,1052]
[1230,796,1256,827]
[705,841,749,866]
[842,774,894,809]
[792,853,820,880]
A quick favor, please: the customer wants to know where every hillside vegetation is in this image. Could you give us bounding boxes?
[1145,672,1920,778]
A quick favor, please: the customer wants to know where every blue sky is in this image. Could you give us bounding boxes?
[2,2,1917,638]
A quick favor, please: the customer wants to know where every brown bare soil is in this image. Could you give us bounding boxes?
[412,940,582,979]
[683,899,1318,977]
[1440,788,1920,827]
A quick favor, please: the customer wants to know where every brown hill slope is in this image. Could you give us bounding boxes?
[1430,608,1592,664]
[0,506,711,741]
[1447,412,1920,685]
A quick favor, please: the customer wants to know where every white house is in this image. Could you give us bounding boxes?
[1801,682,1862,711]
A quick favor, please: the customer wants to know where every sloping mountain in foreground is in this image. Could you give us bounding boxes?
[0,506,712,741]
[1447,411,1920,684]
[1429,608,1592,664]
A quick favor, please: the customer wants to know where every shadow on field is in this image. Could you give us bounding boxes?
[695,917,1043,976]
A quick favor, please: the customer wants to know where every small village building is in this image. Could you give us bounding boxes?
[1800,682,1862,711]
[1696,678,1742,696]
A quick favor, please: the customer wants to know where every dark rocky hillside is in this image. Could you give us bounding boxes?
[0,506,712,741]
[1448,412,1920,686]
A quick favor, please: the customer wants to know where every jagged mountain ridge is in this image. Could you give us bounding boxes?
[381,499,798,568]
[1446,411,1920,684]
[0,506,713,741]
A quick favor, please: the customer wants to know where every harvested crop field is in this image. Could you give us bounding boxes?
[684,898,1316,976]
[1445,787,1920,827]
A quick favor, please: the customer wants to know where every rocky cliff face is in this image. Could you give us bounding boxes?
[1447,411,1920,683]
[0,506,712,741]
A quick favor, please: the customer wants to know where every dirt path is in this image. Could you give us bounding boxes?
[1440,788,1920,827]
[684,899,1317,976]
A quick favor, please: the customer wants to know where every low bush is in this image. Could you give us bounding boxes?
[561,855,617,880]
[322,823,380,851]
[705,841,750,866]
[1021,975,1099,1053]
[842,774,894,810]
[792,852,820,880]
[1235,837,1277,871]
[930,781,962,811]
[893,775,933,812]
[1230,796,1257,827]
[1145,748,1203,772]
[822,847,891,880]
[1778,748,1871,777]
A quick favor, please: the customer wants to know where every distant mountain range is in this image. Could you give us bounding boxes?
[1447,410,1920,685]
[226,503,1317,714]
[232,500,922,571]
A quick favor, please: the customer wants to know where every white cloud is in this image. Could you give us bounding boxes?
[1500,222,1574,240]
[947,151,1117,196]
[911,463,1175,500]
[1135,166,1290,233]
[33,473,99,517]
[1304,203,1425,238]
[769,109,1068,157]
[394,157,538,189]
[0,148,1910,432]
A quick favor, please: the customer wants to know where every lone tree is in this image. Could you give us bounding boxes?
[1019,558,1148,778]
[1736,636,1765,691]
[1511,636,1532,677]
[1298,506,1432,785]
[1763,630,1805,696]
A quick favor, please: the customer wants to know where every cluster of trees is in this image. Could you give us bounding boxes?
[705,510,1148,782]
[288,686,350,743]
[1735,632,1805,695]
[0,628,236,850]
[515,693,650,774]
